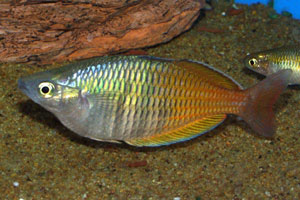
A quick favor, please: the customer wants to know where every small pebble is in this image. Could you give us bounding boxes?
[232,4,239,9]
[13,181,19,187]
[82,193,87,199]
[126,160,147,168]
[174,197,181,200]
[227,8,244,16]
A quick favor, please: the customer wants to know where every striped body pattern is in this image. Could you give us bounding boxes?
[54,56,245,140]
[266,47,300,82]
[18,55,291,146]
[244,46,300,84]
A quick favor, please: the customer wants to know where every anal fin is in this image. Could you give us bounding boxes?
[126,114,226,147]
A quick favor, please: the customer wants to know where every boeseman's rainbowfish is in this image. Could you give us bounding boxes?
[18,56,291,147]
[244,46,300,84]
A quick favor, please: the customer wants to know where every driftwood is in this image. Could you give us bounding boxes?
[0,0,204,64]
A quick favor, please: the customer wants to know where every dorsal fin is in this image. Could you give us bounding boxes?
[126,114,226,147]
[175,60,243,90]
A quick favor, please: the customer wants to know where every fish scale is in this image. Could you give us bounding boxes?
[271,50,299,70]
[87,57,236,135]
[79,57,241,135]
[18,55,291,146]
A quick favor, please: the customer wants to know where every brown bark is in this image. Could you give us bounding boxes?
[0,0,204,64]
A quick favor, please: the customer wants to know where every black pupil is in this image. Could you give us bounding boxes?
[42,86,50,94]
[250,60,255,65]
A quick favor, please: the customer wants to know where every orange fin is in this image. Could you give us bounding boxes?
[239,69,292,137]
[175,60,243,90]
[126,114,226,147]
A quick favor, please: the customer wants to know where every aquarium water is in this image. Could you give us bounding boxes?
[235,0,300,19]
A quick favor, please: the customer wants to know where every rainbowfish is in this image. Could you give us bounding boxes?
[18,56,291,147]
[244,46,300,84]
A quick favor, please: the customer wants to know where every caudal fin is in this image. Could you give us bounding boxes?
[240,69,292,137]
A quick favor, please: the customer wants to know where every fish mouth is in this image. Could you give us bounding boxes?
[18,78,28,94]
[18,77,34,100]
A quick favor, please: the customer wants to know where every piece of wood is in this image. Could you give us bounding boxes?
[0,0,204,64]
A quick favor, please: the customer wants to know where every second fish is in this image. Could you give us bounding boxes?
[244,46,300,84]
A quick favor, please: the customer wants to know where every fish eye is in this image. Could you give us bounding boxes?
[38,82,55,98]
[248,58,258,67]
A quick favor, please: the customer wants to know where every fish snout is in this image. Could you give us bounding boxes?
[18,78,32,97]
[18,78,27,92]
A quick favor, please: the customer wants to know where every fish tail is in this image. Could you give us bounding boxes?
[239,69,291,137]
